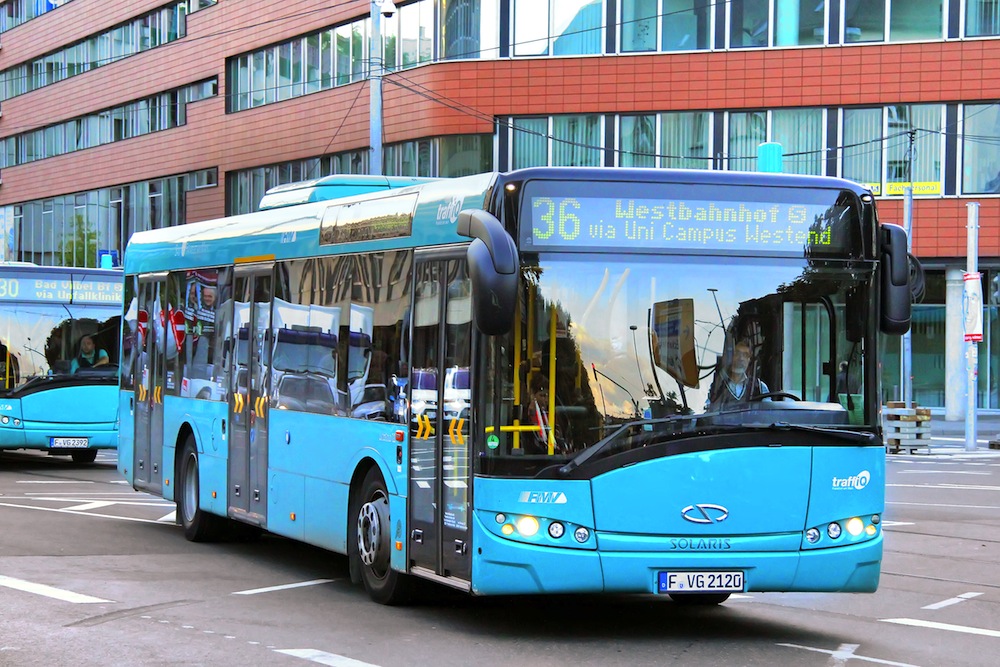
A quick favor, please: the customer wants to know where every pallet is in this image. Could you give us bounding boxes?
[883,403,932,454]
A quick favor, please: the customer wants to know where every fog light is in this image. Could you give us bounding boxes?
[501,523,515,536]
[495,513,506,524]
[548,521,565,539]
[13,419,19,426]
[805,528,820,544]
[846,517,864,536]
[827,522,842,539]
[516,516,539,536]
[0,416,8,424]
[871,514,880,525]
[574,527,590,543]
[865,524,877,536]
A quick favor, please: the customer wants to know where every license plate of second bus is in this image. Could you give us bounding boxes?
[50,437,89,448]
[658,571,744,593]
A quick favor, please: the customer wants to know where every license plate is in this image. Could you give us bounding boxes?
[658,571,744,594]
[50,437,89,448]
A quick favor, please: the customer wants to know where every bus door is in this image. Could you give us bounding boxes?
[134,273,167,493]
[408,252,473,584]
[228,265,273,525]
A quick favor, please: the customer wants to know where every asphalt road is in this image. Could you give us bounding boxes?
[0,445,998,667]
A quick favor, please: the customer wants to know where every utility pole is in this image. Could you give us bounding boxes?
[900,130,915,405]
[369,1,393,176]
[965,203,982,451]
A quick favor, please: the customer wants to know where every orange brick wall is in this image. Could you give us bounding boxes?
[0,2,997,258]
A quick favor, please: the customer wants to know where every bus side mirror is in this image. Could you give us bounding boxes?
[879,223,911,335]
[457,209,519,336]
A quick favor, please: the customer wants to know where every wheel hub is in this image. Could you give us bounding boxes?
[358,496,389,567]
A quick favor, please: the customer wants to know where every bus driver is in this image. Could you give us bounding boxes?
[709,339,768,409]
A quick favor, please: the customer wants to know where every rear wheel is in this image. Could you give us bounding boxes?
[352,467,413,605]
[668,593,731,605]
[71,450,98,463]
[177,436,227,542]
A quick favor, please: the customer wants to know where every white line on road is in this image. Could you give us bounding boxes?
[898,470,991,475]
[922,592,983,610]
[232,579,336,596]
[15,480,94,484]
[0,500,176,524]
[887,483,1000,491]
[881,618,1000,639]
[0,575,111,604]
[880,521,915,527]
[776,642,919,666]
[274,649,380,666]
[60,501,117,512]
[887,501,1000,510]
[158,510,176,522]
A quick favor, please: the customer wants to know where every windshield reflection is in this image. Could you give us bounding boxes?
[482,254,874,469]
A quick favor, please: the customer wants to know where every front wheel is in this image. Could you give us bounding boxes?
[668,592,731,605]
[351,467,414,605]
[177,436,227,542]
[71,450,98,463]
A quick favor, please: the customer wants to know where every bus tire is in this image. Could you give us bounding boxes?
[71,450,98,463]
[668,593,731,605]
[352,467,413,605]
[178,436,226,542]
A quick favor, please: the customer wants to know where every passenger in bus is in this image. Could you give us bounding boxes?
[522,373,567,454]
[70,335,109,373]
[708,339,769,409]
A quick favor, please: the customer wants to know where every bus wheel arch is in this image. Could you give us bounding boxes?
[348,463,413,605]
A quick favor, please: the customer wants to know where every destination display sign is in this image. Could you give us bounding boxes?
[526,195,849,254]
[0,275,123,304]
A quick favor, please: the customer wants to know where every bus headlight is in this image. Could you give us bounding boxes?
[574,527,590,543]
[516,516,539,537]
[0,416,8,424]
[846,517,865,537]
[805,528,821,544]
[548,521,565,539]
[827,522,842,539]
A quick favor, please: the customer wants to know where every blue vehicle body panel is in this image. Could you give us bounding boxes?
[591,447,812,534]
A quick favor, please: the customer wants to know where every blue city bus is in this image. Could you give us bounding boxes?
[119,168,911,604]
[0,263,123,463]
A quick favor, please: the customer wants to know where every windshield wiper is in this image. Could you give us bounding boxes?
[558,414,701,475]
[762,422,877,444]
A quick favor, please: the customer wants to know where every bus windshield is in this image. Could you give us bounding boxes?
[481,253,875,473]
[0,299,121,388]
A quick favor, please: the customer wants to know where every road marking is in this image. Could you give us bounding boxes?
[0,500,176,524]
[15,480,94,484]
[887,501,1000,510]
[158,510,176,522]
[922,592,983,610]
[898,470,991,475]
[887,483,1000,491]
[60,501,117,512]
[232,579,335,596]
[777,642,919,666]
[0,575,111,603]
[274,649,380,666]
[880,521,915,527]
[882,618,1000,639]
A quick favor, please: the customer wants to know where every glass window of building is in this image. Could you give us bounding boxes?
[886,104,943,195]
[967,0,1000,36]
[512,0,603,56]
[727,109,823,174]
[618,111,712,169]
[0,0,76,34]
[842,107,883,192]
[620,0,712,52]
[511,118,549,168]
[552,115,603,166]
[771,108,824,175]
[395,0,434,68]
[842,0,942,43]
[730,0,829,47]
[962,104,1000,194]
[439,0,500,59]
